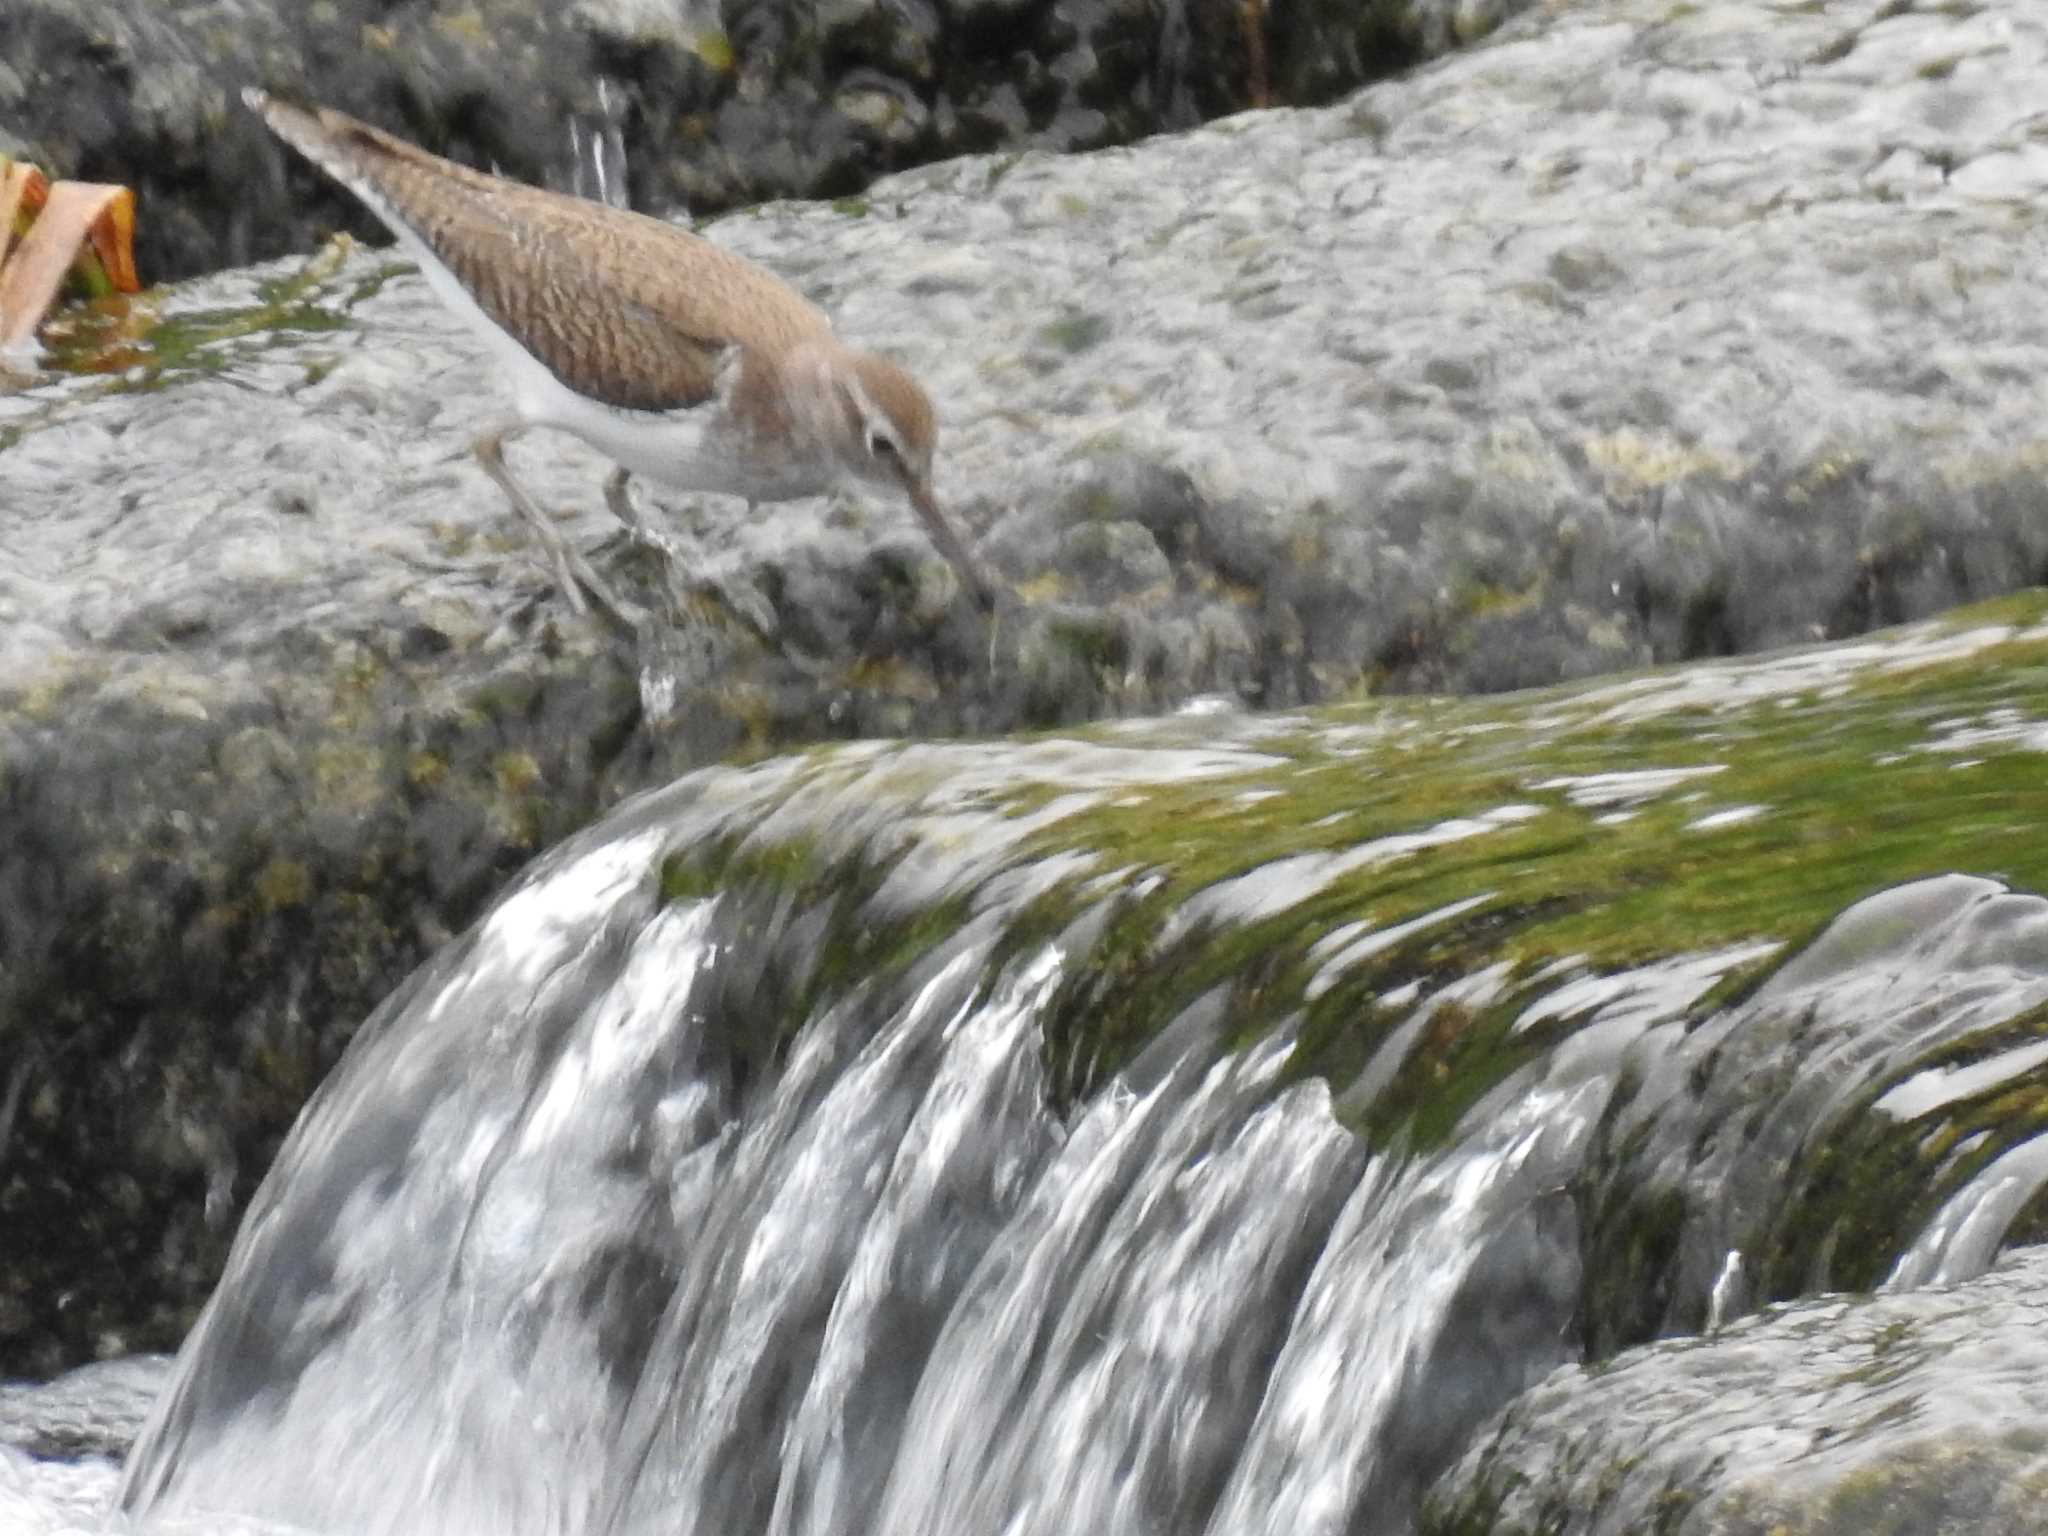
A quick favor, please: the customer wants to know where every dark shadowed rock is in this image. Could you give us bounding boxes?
[0,0,1456,284]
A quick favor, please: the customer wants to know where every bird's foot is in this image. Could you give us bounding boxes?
[475,429,645,636]
[599,470,787,654]
[603,469,686,560]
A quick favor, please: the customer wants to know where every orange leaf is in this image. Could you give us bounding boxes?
[0,159,51,261]
[81,184,140,294]
[0,180,140,353]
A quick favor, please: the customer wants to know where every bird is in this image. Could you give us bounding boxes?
[242,88,999,629]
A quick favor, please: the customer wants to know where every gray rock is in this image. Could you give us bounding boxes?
[1425,1244,2048,1536]
[4,0,2048,1376]
[0,0,1466,284]
[1054,518,1174,597]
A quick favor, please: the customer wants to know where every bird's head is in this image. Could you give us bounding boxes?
[822,346,997,610]
[837,350,938,503]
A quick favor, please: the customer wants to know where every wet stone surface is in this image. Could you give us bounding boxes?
[0,0,1490,283]
[2,0,2048,1375]
[1577,873,2048,1355]
[8,0,2048,708]
[1422,1244,2048,1536]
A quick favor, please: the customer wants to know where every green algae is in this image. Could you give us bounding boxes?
[30,242,386,399]
[1751,997,2048,1297]
[1705,1439,2048,1536]
[1037,309,1112,354]
[688,29,735,73]
[658,830,980,1058]
[1003,601,2048,1111]
[634,593,2048,1148]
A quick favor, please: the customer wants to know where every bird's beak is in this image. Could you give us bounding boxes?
[908,480,998,612]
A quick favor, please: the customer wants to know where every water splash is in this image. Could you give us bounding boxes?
[567,80,631,212]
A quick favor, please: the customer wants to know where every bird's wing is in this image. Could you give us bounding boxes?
[249,91,830,413]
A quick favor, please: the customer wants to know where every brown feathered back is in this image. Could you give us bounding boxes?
[249,92,833,412]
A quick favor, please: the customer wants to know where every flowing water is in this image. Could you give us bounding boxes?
[111,821,1632,1536]
[14,612,2048,1533]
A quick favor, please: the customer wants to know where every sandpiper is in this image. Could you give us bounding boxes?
[243,88,998,622]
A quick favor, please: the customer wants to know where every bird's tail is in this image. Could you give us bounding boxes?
[243,87,502,255]
[243,89,381,203]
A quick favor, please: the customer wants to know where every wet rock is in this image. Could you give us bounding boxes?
[0,0,1441,285]
[5,0,2048,1376]
[0,1356,169,1462]
[1424,1244,2048,1536]
[1052,519,1174,602]
[1577,875,2048,1356]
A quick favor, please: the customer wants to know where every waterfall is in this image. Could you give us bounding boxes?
[109,774,1679,1536]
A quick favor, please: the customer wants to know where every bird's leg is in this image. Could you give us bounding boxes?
[602,467,696,604]
[599,469,781,651]
[474,429,584,612]
[473,429,640,635]
[602,466,638,530]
